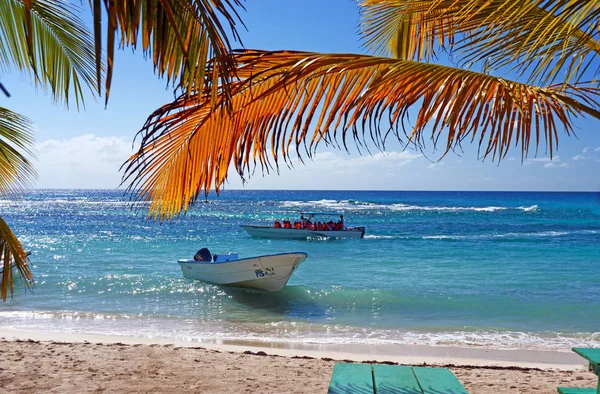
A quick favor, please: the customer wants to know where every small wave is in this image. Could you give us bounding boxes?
[363,235,407,240]
[280,199,538,213]
[422,235,461,240]
[366,230,597,241]
[1,311,598,351]
[519,205,539,212]
[388,204,507,212]
[423,231,584,240]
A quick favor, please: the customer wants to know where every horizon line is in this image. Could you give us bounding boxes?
[27,187,600,193]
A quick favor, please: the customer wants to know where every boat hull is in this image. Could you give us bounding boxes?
[178,252,307,292]
[240,225,365,239]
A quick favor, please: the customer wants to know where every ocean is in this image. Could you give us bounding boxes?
[1,189,599,351]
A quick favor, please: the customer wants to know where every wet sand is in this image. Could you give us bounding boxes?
[0,330,597,393]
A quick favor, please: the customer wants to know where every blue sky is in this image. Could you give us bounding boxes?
[2,0,600,191]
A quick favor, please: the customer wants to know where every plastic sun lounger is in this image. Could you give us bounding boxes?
[327,363,468,394]
[557,348,600,394]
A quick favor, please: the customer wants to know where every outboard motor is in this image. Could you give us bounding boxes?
[194,248,212,262]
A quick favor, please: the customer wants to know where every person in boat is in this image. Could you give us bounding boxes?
[283,220,292,229]
[304,219,311,229]
[336,215,346,231]
[274,221,282,228]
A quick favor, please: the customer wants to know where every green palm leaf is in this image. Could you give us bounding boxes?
[0,215,33,301]
[0,107,36,196]
[122,50,600,220]
[0,107,35,301]
[0,0,99,107]
[94,0,245,105]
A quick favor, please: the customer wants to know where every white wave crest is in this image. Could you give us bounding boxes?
[519,205,539,212]
[366,230,597,241]
[280,199,539,213]
[1,311,598,351]
[363,235,406,240]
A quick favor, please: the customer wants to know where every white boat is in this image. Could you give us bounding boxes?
[240,225,365,239]
[240,212,365,239]
[178,252,308,292]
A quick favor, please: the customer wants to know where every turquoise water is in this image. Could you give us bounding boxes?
[1,190,599,350]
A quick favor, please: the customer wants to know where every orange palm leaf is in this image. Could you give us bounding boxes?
[122,50,600,220]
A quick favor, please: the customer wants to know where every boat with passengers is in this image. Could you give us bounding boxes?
[240,212,365,239]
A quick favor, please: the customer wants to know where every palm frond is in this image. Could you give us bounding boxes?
[360,0,455,61]
[0,215,33,301]
[94,0,245,105]
[359,0,600,86]
[0,0,99,107]
[0,107,36,196]
[122,50,600,220]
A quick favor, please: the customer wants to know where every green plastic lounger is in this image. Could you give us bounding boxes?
[327,363,468,394]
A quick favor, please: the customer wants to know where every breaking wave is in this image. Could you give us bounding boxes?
[364,229,598,240]
[281,199,539,213]
[1,311,598,351]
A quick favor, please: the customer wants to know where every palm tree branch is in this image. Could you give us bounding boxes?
[0,215,33,301]
[0,107,34,301]
[359,0,600,85]
[0,0,99,108]
[122,50,600,220]
[94,0,245,104]
[0,107,36,196]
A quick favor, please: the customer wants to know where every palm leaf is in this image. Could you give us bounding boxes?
[122,50,600,220]
[359,0,600,86]
[0,107,34,301]
[0,107,36,196]
[360,0,455,61]
[0,0,99,107]
[93,0,245,105]
[0,215,33,301]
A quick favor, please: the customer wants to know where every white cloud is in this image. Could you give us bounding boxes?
[572,155,588,161]
[427,162,445,169]
[524,155,560,166]
[543,162,569,168]
[582,147,591,153]
[527,156,560,162]
[36,134,134,188]
[34,135,425,190]
[226,149,424,190]
[595,146,600,152]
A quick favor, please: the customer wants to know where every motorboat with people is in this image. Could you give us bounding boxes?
[240,212,365,239]
[178,248,308,292]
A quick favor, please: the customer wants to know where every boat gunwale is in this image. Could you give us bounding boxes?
[177,252,308,265]
[239,224,363,231]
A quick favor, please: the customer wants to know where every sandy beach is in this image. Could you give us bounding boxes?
[0,330,598,394]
